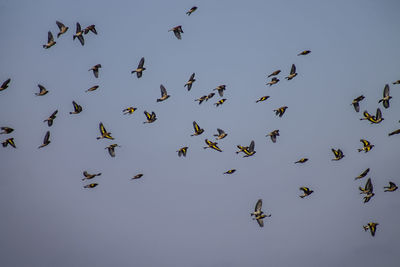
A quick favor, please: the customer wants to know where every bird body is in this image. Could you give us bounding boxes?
[384,182,398,192]
[242,140,256,157]
[214,128,227,140]
[191,121,204,136]
[56,21,68,38]
[185,73,196,91]
[214,98,226,107]
[132,174,143,180]
[105,144,120,157]
[70,101,82,114]
[299,187,313,198]
[213,85,226,97]
[38,131,51,148]
[331,148,345,161]
[186,6,197,15]
[351,95,365,112]
[143,111,157,123]
[169,25,183,39]
[84,183,98,188]
[285,64,297,80]
[224,169,236,174]
[89,64,102,78]
[0,78,10,91]
[256,96,270,103]
[73,22,85,46]
[36,84,49,96]
[86,85,99,92]
[157,84,170,102]
[82,171,102,181]
[355,168,369,180]
[358,139,374,153]
[2,138,16,148]
[295,158,308,164]
[267,70,281,78]
[203,139,222,152]
[0,127,14,134]
[84,25,97,35]
[378,84,392,109]
[123,107,137,115]
[131,57,146,78]
[177,146,188,157]
[43,31,56,49]
[266,130,279,143]
[363,222,378,236]
[274,106,288,117]
[97,122,114,140]
[298,50,311,56]
[44,110,58,127]
[266,77,279,86]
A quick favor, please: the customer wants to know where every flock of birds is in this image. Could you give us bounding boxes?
[1,5,399,237]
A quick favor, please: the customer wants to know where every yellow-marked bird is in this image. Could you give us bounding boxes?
[384,182,398,192]
[35,84,48,96]
[44,110,58,127]
[169,25,184,40]
[177,146,188,157]
[351,95,365,112]
[123,107,137,115]
[131,174,143,180]
[363,222,378,237]
[359,178,374,203]
[82,171,102,181]
[214,128,227,140]
[70,101,82,114]
[86,85,99,92]
[266,77,279,86]
[2,138,16,148]
[191,121,204,136]
[242,140,256,157]
[213,85,226,97]
[366,108,384,124]
[285,64,297,80]
[185,73,196,91]
[267,70,281,78]
[331,148,345,161]
[97,122,114,140]
[224,169,236,174]
[157,84,170,102]
[295,158,308,164]
[0,127,14,134]
[195,95,207,104]
[355,168,369,180]
[203,139,222,152]
[56,21,68,38]
[43,31,56,49]
[266,130,279,143]
[214,98,226,107]
[378,84,392,109]
[299,187,313,198]
[143,111,157,124]
[0,78,10,91]
[131,57,146,78]
[236,145,247,154]
[105,144,120,157]
[186,6,197,15]
[89,64,102,78]
[84,24,97,35]
[358,139,374,153]
[84,183,98,188]
[298,50,311,56]
[256,96,270,103]
[274,106,288,117]
[360,110,373,121]
[73,22,84,46]
[38,131,51,149]
[251,199,271,227]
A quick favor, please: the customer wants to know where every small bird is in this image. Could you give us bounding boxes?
[105,144,120,157]
[43,31,56,49]
[82,171,102,181]
[267,70,281,78]
[44,110,58,127]
[195,95,207,104]
[0,127,14,134]
[169,25,184,39]
[359,178,373,194]
[236,145,248,154]
[35,84,48,96]
[2,138,16,148]
[299,187,313,198]
[266,130,279,143]
[358,139,374,153]
[331,148,345,161]
[86,85,99,92]
[388,129,400,136]
[0,78,11,91]
[84,183,98,188]
[274,106,288,117]
[363,222,378,236]
[364,108,384,124]
[206,93,215,101]
[131,174,143,180]
[214,128,227,140]
[89,64,102,78]
[191,121,204,136]
[131,57,146,78]
[157,84,170,102]
[143,111,157,124]
[70,101,82,114]
[242,140,256,157]
[266,77,279,86]
[351,95,365,112]
[55,21,68,38]
[295,158,308,164]
[355,168,370,180]
[224,169,236,174]
[251,199,271,227]
[384,181,398,192]
[177,146,188,157]
[203,139,222,152]
[186,6,197,15]
[38,131,51,149]
[256,96,270,103]
[73,22,84,46]
[393,80,400,85]
[213,85,226,97]
[83,24,97,35]
[378,84,392,109]
[298,50,311,56]
[214,98,227,107]
[97,122,114,140]
[285,64,297,80]
[185,73,196,91]
[123,107,137,115]
[360,110,373,121]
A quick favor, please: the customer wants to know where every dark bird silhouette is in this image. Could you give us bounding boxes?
[388,129,400,136]
[195,95,207,104]
[105,144,120,157]
[267,70,281,78]
[35,84,48,96]
[378,84,392,109]
[266,77,279,86]
[384,182,398,192]
[169,25,184,39]
[85,85,99,92]
[84,25,97,35]
[299,187,313,198]
[274,106,288,117]
[186,6,197,15]
[44,110,58,127]
[224,169,236,174]
[2,138,16,148]
[177,146,188,157]
[43,31,56,49]
[84,183,98,188]
[55,21,68,38]
[213,85,226,97]
[351,95,365,112]
[206,93,215,101]
[0,78,10,91]
[266,130,279,143]
[355,168,369,180]
[89,64,102,78]
[131,174,143,180]
[157,84,170,102]
[38,131,51,149]
[131,57,146,78]
[285,64,297,80]
[298,50,311,56]
[143,111,157,124]
[185,73,196,91]
[295,158,308,164]
[214,98,226,107]
[70,101,82,114]
[191,121,204,136]
[73,22,84,46]
[82,171,102,181]
[0,127,14,134]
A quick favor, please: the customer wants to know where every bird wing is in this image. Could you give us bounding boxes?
[1,79,10,88]
[300,187,309,193]
[144,111,151,120]
[248,140,255,152]
[189,73,195,81]
[50,110,58,119]
[76,22,81,33]
[83,171,90,177]
[151,112,156,120]
[365,178,373,192]
[353,102,360,112]
[255,199,262,212]
[290,64,296,75]
[108,147,115,157]
[160,84,167,97]
[361,139,370,147]
[48,31,54,42]
[360,168,370,178]
[256,218,264,227]
[43,131,50,143]
[99,122,106,135]
[72,101,79,111]
[56,21,64,30]
[383,84,390,97]
[138,57,145,68]
[389,181,396,188]
[77,35,84,45]
[38,84,46,93]
[217,128,225,135]
[375,108,382,120]
[193,121,201,132]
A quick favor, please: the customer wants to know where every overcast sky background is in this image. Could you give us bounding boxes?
[0,0,400,266]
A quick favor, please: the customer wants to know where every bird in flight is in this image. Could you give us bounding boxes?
[214,128,227,140]
[0,127,14,134]
[169,25,184,39]
[0,78,10,91]
[213,85,226,97]
[35,84,49,96]
[298,50,311,56]
[274,106,288,117]
[105,144,120,157]
[295,158,308,164]
[299,187,313,198]
[38,131,51,149]
[256,96,270,103]
[331,148,345,161]
[143,111,157,124]
[44,110,58,127]
[378,84,392,109]
[186,6,197,15]
[242,140,256,157]
[195,95,207,105]
[89,64,102,78]
[191,121,204,136]
[84,183,98,188]
[285,64,297,80]
[359,178,374,203]
[250,199,271,227]
[355,168,369,180]
[55,21,68,38]
[266,77,279,86]
[131,57,146,78]
[203,139,222,152]
[82,171,102,181]
[184,73,196,91]
[177,146,188,157]
[84,25,97,35]
[70,101,83,114]
[131,174,143,180]
[267,70,281,78]
[363,222,378,237]
[157,85,170,102]
[43,31,56,49]
[123,107,137,115]
[266,130,279,143]
[73,22,85,46]
[86,85,99,92]
[2,138,16,148]
[214,98,226,107]
[384,181,398,192]
[358,139,374,153]
[351,95,365,112]
[224,169,236,174]
[97,122,114,140]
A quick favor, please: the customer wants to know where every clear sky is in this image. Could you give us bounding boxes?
[1,0,400,266]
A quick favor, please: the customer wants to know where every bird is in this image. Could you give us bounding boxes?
[55,21,68,38]
[73,22,84,46]
[195,95,207,104]
[169,25,183,39]
[38,131,51,149]
[186,6,197,15]
[177,146,188,157]
[203,139,222,152]
[360,110,373,121]
[224,169,236,174]
[157,85,170,102]
[86,85,99,92]
[0,78,11,91]
[105,144,120,157]
[285,64,297,80]
[184,73,196,91]
[89,64,102,78]
[393,80,400,85]
[83,24,97,34]
[131,57,146,78]
[43,31,56,49]
[363,222,378,236]
[266,130,279,143]
[70,101,82,114]
[2,138,16,148]
[298,50,311,56]
[206,93,215,101]
[351,95,365,112]
[251,199,271,227]
[43,110,58,127]
[256,96,270,103]
[365,108,384,124]
[97,122,114,140]
[359,178,375,203]
[299,187,313,198]
[213,85,226,97]
[384,182,398,192]
[254,214,270,227]
[131,174,143,180]
[295,158,308,164]
[358,139,374,153]
[123,107,137,115]
[214,99,227,107]
[355,168,370,180]
[82,171,102,181]
[266,77,279,86]
[267,70,281,78]
[388,129,400,136]
[214,128,227,140]
[242,140,256,157]
[84,183,98,188]
[35,84,48,96]
[143,111,157,124]
[0,127,14,134]
[274,106,288,117]
[236,145,248,154]
[378,84,392,109]
[191,121,204,136]
[363,191,375,203]
[331,148,345,161]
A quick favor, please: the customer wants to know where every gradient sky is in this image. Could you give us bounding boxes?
[1,0,400,266]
